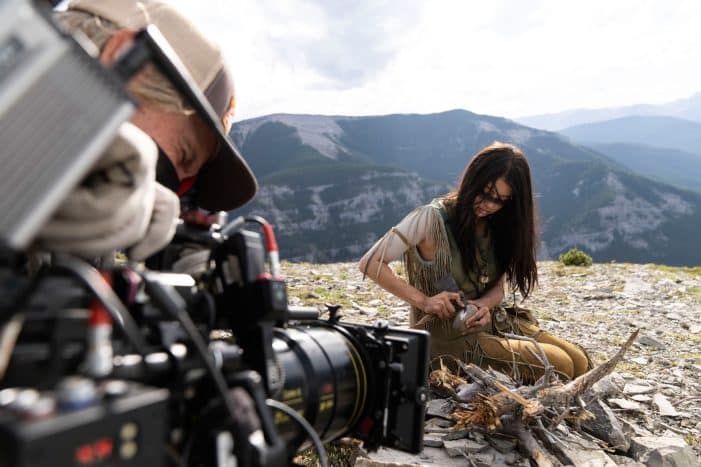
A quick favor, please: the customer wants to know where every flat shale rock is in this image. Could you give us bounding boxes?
[624,383,656,395]
[486,435,518,453]
[556,431,619,466]
[582,399,630,451]
[630,436,698,465]
[421,434,443,448]
[638,335,667,348]
[653,393,681,417]
[609,398,646,411]
[425,398,453,418]
[558,447,618,467]
[442,438,487,456]
[440,429,471,441]
[646,446,699,467]
[589,372,625,398]
[354,446,465,466]
[609,454,646,466]
[466,447,529,466]
[630,357,649,365]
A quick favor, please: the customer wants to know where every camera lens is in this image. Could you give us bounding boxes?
[271,326,368,448]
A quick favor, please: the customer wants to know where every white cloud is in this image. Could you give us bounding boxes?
[168,0,701,121]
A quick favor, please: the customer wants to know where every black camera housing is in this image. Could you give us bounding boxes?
[0,217,429,466]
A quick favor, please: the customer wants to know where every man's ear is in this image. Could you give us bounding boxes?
[99,28,136,66]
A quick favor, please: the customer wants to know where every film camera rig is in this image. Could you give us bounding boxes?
[0,1,430,466]
[0,213,430,467]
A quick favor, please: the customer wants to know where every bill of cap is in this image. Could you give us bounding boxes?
[196,139,257,212]
[196,66,257,211]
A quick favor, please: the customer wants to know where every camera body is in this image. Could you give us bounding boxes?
[0,215,430,466]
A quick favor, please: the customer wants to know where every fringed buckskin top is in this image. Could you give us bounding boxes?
[366,199,500,358]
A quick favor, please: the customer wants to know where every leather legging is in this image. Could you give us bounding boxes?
[468,325,591,383]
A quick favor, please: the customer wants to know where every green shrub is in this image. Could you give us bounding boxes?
[559,248,593,266]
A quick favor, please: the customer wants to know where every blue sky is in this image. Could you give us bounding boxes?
[169,0,701,122]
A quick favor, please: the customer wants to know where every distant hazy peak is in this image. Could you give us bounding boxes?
[516,91,701,131]
[560,115,701,156]
[565,114,701,127]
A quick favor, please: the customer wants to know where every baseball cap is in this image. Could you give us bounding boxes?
[66,0,257,211]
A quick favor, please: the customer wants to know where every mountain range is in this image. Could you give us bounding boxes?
[229,110,701,266]
[517,92,701,131]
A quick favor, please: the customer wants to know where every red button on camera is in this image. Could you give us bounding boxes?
[95,438,113,458]
[75,445,94,465]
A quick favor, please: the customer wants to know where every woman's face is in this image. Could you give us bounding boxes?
[474,176,512,218]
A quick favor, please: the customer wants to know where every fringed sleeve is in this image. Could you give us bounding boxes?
[402,204,453,330]
[363,202,454,329]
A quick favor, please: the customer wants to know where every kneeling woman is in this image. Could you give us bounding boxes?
[359,142,591,383]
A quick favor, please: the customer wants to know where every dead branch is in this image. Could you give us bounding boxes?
[539,329,639,407]
[456,360,515,393]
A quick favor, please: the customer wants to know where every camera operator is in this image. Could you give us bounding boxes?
[0,4,431,465]
[37,0,257,262]
[58,0,257,212]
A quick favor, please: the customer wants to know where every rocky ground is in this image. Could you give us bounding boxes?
[282,260,701,466]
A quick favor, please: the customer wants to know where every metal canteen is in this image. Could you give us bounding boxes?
[453,304,478,331]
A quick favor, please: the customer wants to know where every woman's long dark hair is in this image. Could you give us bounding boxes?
[443,142,538,298]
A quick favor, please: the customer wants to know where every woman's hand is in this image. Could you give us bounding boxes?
[463,300,491,332]
[421,292,463,320]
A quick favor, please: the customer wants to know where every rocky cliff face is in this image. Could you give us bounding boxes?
[545,171,697,263]
[241,167,449,261]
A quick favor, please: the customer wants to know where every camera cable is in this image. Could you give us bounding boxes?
[225,216,281,278]
[265,398,328,467]
[52,255,148,355]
